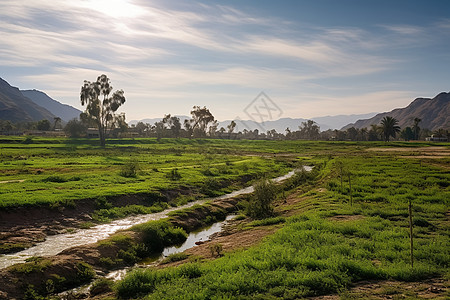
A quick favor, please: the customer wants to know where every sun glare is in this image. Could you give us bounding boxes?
[82,0,142,18]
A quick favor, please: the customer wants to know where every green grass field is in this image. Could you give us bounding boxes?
[1,136,448,298]
[0,137,300,208]
[112,141,449,299]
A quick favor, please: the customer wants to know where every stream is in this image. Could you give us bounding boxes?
[0,167,311,269]
[105,214,236,282]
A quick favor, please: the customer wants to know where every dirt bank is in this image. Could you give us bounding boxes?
[0,189,195,254]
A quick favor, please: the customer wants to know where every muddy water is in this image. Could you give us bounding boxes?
[0,167,311,269]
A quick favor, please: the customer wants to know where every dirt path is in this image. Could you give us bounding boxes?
[0,179,25,184]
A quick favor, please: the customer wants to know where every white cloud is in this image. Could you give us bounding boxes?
[283,90,416,118]
[380,25,424,35]
[1,1,446,121]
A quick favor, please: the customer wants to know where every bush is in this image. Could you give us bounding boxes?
[132,219,188,253]
[90,278,113,296]
[247,178,277,219]
[42,175,68,183]
[120,159,140,178]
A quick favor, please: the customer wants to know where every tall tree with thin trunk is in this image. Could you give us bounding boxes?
[53,117,61,130]
[80,75,126,147]
[412,117,421,140]
[380,116,400,142]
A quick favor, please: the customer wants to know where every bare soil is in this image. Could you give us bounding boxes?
[366,146,450,158]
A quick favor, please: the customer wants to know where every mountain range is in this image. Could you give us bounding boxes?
[0,78,82,123]
[21,89,81,122]
[0,78,55,122]
[342,92,450,131]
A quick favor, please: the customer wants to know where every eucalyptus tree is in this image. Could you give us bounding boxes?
[380,116,401,142]
[186,106,215,138]
[80,74,126,147]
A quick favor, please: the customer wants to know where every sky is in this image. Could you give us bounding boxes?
[1,0,449,122]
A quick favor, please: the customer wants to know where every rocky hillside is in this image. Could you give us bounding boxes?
[0,78,55,122]
[21,90,81,122]
[342,92,450,131]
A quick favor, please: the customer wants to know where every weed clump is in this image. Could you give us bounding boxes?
[167,168,181,181]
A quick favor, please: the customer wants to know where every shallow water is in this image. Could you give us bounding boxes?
[0,167,311,269]
[105,214,236,282]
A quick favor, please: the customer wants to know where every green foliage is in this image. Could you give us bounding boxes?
[119,159,140,178]
[23,285,43,300]
[166,168,181,181]
[247,178,277,219]
[95,196,112,209]
[22,136,33,144]
[74,261,95,284]
[90,278,114,296]
[161,253,189,264]
[92,204,167,222]
[10,257,52,274]
[64,118,87,138]
[132,219,188,253]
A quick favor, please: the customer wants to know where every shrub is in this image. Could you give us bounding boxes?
[247,178,277,219]
[132,219,187,253]
[90,278,113,296]
[74,262,95,284]
[42,175,67,183]
[120,159,140,178]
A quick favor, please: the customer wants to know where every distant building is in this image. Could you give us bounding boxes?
[426,135,448,142]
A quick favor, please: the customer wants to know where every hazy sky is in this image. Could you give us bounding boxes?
[1,0,449,121]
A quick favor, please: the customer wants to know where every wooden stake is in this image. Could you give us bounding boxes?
[408,199,414,268]
[348,173,353,206]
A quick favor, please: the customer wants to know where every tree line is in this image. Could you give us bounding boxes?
[0,75,447,144]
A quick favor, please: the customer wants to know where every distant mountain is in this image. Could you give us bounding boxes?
[311,113,377,130]
[0,78,55,123]
[217,114,379,132]
[131,113,378,133]
[342,92,450,131]
[21,89,82,122]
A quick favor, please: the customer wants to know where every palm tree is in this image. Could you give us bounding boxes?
[380,116,401,142]
[53,117,61,130]
[412,117,421,140]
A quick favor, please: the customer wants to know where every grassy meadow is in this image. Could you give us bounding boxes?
[0,137,299,208]
[112,141,449,299]
[0,136,449,298]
